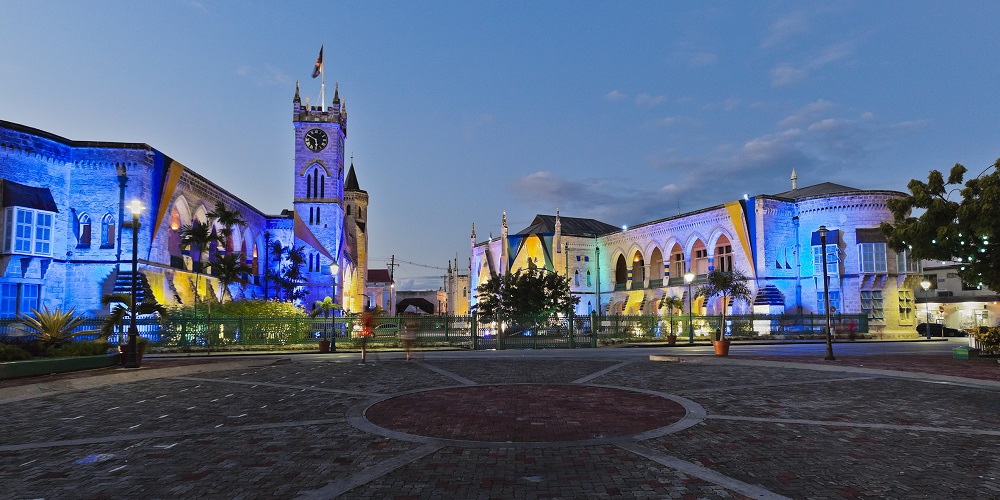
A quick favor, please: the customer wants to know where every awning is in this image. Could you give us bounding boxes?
[810,228,839,246]
[855,227,887,243]
[2,179,57,212]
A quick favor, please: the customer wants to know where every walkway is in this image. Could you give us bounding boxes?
[1,345,998,498]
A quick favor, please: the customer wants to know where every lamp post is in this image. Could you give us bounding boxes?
[595,246,601,316]
[684,271,695,344]
[819,225,835,361]
[920,279,932,339]
[124,200,144,369]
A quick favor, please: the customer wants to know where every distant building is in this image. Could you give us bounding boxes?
[0,81,372,316]
[471,175,924,337]
[396,290,445,315]
[365,268,394,313]
[444,258,470,316]
[918,259,997,330]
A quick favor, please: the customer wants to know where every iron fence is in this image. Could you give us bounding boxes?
[0,311,868,351]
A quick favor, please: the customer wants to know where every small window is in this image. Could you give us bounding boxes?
[309,207,314,224]
[817,290,841,315]
[306,172,313,198]
[860,290,884,321]
[101,214,116,248]
[317,207,321,224]
[812,244,838,277]
[0,283,17,316]
[19,284,39,315]
[346,205,351,216]
[859,243,887,273]
[320,175,325,198]
[78,213,92,247]
[586,270,592,287]
[574,270,580,286]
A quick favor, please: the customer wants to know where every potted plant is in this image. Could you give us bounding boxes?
[660,295,684,345]
[101,293,166,363]
[310,296,341,353]
[695,269,752,356]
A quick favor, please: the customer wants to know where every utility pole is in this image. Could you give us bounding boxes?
[387,255,399,315]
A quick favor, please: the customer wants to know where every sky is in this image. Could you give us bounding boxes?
[3,1,999,289]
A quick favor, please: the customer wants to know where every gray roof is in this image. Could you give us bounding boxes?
[2,180,57,212]
[770,182,861,199]
[516,214,619,237]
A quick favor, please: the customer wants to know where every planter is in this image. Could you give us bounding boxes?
[1,353,121,380]
[318,340,331,353]
[667,335,677,345]
[713,339,731,356]
[119,344,145,366]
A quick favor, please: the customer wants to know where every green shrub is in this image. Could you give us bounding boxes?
[52,341,113,358]
[169,299,304,318]
[0,344,32,361]
[973,326,1000,355]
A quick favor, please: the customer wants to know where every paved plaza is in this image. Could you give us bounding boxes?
[1,344,999,499]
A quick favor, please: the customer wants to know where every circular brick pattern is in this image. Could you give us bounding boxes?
[365,384,686,443]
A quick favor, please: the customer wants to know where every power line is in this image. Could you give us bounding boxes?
[393,259,448,271]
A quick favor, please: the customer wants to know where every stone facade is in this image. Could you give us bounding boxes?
[471,181,921,336]
[0,83,369,317]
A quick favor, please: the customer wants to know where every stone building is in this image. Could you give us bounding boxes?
[471,175,921,336]
[0,82,370,317]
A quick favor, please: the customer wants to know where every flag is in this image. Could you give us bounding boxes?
[293,210,334,260]
[312,45,323,79]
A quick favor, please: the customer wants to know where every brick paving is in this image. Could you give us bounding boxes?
[0,351,998,498]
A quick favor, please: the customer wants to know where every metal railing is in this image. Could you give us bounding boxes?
[0,311,868,351]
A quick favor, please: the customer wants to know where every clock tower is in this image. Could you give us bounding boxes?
[292,81,348,308]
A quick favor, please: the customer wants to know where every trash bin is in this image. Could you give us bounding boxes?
[953,346,979,360]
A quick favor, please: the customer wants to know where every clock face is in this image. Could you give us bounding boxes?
[304,128,329,152]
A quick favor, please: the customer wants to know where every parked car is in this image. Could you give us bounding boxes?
[916,323,965,337]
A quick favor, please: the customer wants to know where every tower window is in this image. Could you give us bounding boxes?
[78,213,92,248]
[320,175,325,198]
[306,172,312,198]
[101,213,116,248]
[346,205,351,216]
[574,270,580,286]
[587,270,592,286]
[313,172,318,199]
[309,207,314,224]
[317,207,321,224]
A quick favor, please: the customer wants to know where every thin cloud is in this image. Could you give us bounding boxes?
[770,64,807,87]
[635,93,667,108]
[761,11,809,49]
[771,41,858,87]
[777,99,835,128]
[605,90,628,102]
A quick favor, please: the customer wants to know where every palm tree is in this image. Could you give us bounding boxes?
[212,253,253,302]
[178,220,219,309]
[310,296,341,341]
[100,293,167,344]
[660,295,684,336]
[696,269,753,342]
[283,245,307,301]
[268,240,286,300]
[206,201,247,254]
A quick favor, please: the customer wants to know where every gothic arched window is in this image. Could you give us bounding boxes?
[101,214,115,248]
[78,213,92,248]
[320,175,325,198]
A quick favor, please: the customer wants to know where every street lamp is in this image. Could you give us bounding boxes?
[920,279,932,339]
[819,225,835,361]
[329,263,339,301]
[684,271,695,344]
[124,200,144,369]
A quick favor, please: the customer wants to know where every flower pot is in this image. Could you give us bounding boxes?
[713,339,731,356]
[667,334,677,345]
[318,340,331,353]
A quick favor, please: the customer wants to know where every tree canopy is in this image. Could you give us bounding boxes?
[474,267,580,320]
[696,269,752,342]
[880,159,1000,291]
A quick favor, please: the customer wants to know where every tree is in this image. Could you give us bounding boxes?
[280,245,308,302]
[310,296,341,340]
[206,201,247,253]
[880,159,1000,291]
[474,267,580,321]
[660,295,684,336]
[178,219,219,309]
[696,269,752,342]
[212,253,254,302]
[100,293,167,344]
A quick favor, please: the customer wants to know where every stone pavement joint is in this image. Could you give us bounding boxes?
[709,414,1000,437]
[617,441,793,500]
[572,359,633,384]
[417,361,477,385]
[172,375,384,397]
[296,443,443,499]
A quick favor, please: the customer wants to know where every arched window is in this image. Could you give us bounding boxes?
[78,213,92,247]
[574,270,580,286]
[462,287,467,297]
[313,172,318,199]
[320,175,325,198]
[586,270,592,286]
[346,205,351,216]
[316,207,321,224]
[306,172,313,198]
[309,207,314,224]
[359,207,363,219]
[101,214,115,248]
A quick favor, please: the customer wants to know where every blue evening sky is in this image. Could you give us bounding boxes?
[2,1,998,289]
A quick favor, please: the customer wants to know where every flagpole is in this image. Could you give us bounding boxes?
[320,43,325,110]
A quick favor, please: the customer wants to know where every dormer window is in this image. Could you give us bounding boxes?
[3,207,55,257]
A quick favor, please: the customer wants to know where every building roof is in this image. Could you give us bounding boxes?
[769,182,861,199]
[367,269,393,284]
[1,179,58,212]
[397,297,435,315]
[516,214,619,237]
[345,162,363,192]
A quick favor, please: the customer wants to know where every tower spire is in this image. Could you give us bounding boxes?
[333,82,340,103]
[294,80,301,102]
[471,223,476,239]
[791,169,798,190]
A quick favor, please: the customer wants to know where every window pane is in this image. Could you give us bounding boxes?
[34,212,53,255]
[15,209,33,253]
[19,284,39,315]
[0,283,17,316]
